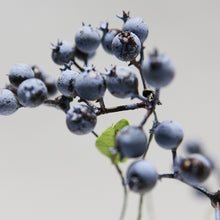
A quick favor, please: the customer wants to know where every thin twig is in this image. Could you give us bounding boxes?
[137,194,144,220]
[215,202,220,220]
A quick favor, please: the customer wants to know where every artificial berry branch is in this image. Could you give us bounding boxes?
[0,10,218,220]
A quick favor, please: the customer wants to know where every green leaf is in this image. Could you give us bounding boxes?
[113,119,129,133]
[95,119,129,164]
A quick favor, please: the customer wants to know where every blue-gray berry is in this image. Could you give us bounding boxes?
[174,154,212,184]
[75,25,101,54]
[0,89,19,115]
[17,78,48,107]
[57,69,79,97]
[154,120,184,150]
[142,51,175,88]
[126,159,158,194]
[75,66,106,101]
[66,104,97,135]
[112,31,141,61]
[51,40,74,65]
[106,66,138,98]
[116,126,148,159]
[9,64,35,87]
[122,17,149,43]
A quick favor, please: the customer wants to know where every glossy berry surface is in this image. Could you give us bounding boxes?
[175,154,212,184]
[142,51,175,88]
[126,159,158,194]
[17,78,48,107]
[0,89,19,115]
[106,66,138,98]
[116,126,148,159]
[154,120,183,150]
[122,17,148,43]
[57,69,79,97]
[51,40,74,65]
[112,31,141,61]
[66,104,97,135]
[9,64,35,87]
[75,66,106,101]
[75,25,101,54]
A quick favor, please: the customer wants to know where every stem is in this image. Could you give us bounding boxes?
[96,102,148,116]
[92,130,98,137]
[71,58,83,72]
[172,149,177,173]
[142,132,154,158]
[137,194,144,220]
[215,203,220,220]
[115,164,128,220]
[139,108,153,127]
[99,98,106,112]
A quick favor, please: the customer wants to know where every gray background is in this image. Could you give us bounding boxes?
[0,0,219,219]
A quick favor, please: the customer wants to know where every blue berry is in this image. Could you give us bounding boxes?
[112,31,141,61]
[100,22,120,54]
[66,104,97,135]
[154,120,184,150]
[44,77,57,97]
[122,17,149,43]
[106,66,138,98]
[126,159,158,194]
[0,89,19,115]
[75,66,106,101]
[9,64,35,87]
[174,154,212,184]
[75,25,101,54]
[184,140,202,154]
[17,78,48,107]
[51,40,74,65]
[142,51,175,88]
[116,126,148,159]
[57,69,79,97]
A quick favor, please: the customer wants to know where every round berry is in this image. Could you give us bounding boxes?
[0,89,19,115]
[75,66,106,101]
[106,66,138,98]
[57,69,79,97]
[112,31,141,61]
[51,40,74,65]
[122,17,149,43]
[116,126,148,159]
[126,159,158,194]
[9,64,35,87]
[100,22,120,54]
[44,77,57,97]
[184,140,202,154]
[142,51,175,88]
[75,25,101,54]
[175,154,212,184]
[32,65,47,82]
[17,78,48,107]
[66,104,97,135]
[154,120,184,150]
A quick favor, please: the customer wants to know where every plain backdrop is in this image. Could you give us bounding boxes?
[0,0,219,220]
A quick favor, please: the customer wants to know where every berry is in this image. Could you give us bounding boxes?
[112,31,141,61]
[122,17,149,43]
[9,64,35,87]
[116,126,148,159]
[32,65,47,82]
[106,66,138,98]
[174,154,212,184]
[126,159,158,194]
[66,104,97,135]
[0,89,19,115]
[73,46,95,63]
[75,25,101,54]
[154,120,184,150]
[75,66,106,101]
[17,78,48,107]
[57,69,79,97]
[100,22,120,54]
[184,140,203,154]
[51,40,74,65]
[44,77,57,97]
[142,50,175,88]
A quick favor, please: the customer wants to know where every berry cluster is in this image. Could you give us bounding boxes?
[0,11,219,220]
